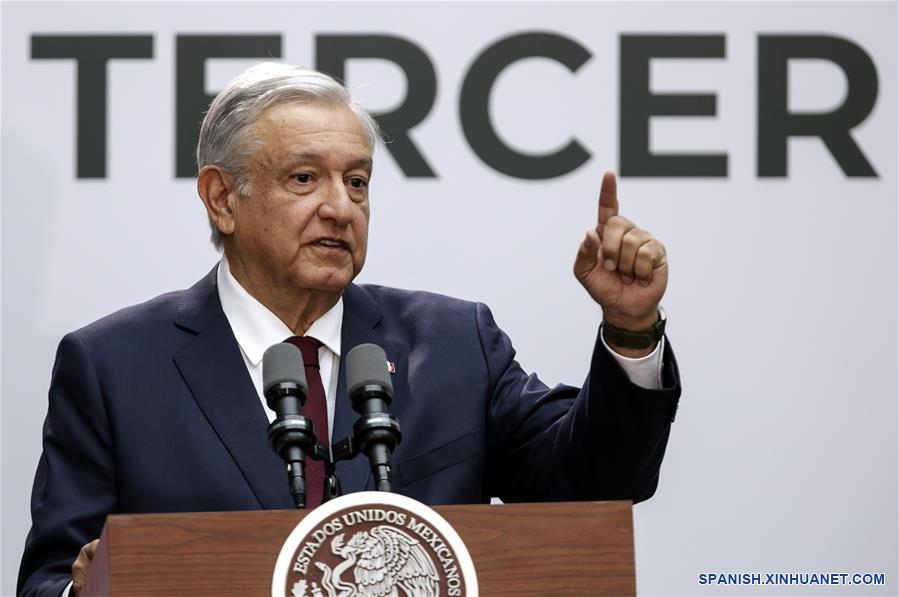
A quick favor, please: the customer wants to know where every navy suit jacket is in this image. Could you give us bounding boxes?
[18,267,681,596]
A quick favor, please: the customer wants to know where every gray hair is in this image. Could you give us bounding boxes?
[196,62,381,249]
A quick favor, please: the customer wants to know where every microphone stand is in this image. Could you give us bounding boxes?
[321,436,355,502]
[317,405,402,501]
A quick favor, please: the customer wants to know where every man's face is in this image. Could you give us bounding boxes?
[225,102,372,298]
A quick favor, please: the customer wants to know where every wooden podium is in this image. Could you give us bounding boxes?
[83,500,635,596]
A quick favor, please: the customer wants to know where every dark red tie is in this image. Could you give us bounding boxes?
[284,336,328,508]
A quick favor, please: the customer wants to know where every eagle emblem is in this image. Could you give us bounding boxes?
[294,525,440,597]
[274,492,478,597]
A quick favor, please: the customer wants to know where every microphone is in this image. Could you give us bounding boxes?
[346,343,402,492]
[263,342,316,509]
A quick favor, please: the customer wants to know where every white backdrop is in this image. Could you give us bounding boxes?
[2,2,896,595]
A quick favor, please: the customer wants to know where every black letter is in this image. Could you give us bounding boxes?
[758,35,878,177]
[31,35,153,178]
[176,35,282,178]
[620,35,726,177]
[460,32,592,180]
[316,35,437,177]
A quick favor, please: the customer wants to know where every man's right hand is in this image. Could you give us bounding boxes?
[72,539,99,596]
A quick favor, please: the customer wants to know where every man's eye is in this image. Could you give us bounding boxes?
[348,177,368,189]
[294,173,312,184]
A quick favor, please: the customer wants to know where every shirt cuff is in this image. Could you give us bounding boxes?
[61,580,74,597]
[600,329,664,390]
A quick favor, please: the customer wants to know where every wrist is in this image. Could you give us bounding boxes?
[601,306,666,356]
[602,308,659,332]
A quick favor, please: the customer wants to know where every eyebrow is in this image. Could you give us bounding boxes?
[289,152,373,170]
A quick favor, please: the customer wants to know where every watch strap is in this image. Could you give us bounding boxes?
[602,310,666,350]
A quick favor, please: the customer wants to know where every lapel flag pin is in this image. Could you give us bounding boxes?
[387,361,396,374]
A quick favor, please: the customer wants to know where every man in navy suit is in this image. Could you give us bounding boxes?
[18,63,680,596]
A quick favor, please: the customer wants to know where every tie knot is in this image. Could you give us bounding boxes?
[284,336,323,368]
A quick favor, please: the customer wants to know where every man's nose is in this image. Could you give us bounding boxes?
[317,177,354,225]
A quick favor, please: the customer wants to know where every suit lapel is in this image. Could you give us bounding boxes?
[333,283,384,494]
[172,267,293,510]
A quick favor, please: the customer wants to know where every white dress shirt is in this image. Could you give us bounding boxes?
[602,331,665,390]
[217,257,343,434]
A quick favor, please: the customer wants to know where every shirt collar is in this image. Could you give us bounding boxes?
[217,256,343,366]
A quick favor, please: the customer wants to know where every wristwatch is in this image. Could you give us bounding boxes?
[601,306,667,350]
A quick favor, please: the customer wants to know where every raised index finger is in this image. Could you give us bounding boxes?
[598,169,619,230]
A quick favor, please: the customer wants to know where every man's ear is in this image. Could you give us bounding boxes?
[197,165,238,238]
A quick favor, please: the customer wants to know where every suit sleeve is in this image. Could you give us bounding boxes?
[17,333,117,597]
[476,303,681,504]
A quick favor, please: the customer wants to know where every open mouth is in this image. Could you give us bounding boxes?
[313,238,350,251]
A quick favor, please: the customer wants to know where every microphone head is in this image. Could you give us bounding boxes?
[346,343,393,397]
[263,342,308,397]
